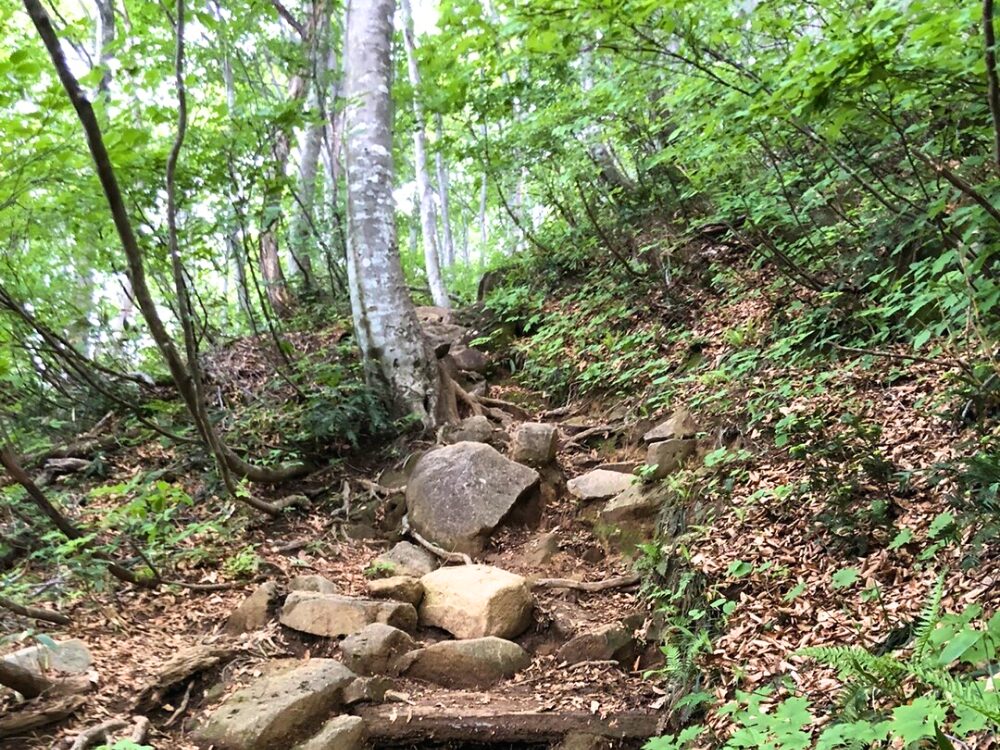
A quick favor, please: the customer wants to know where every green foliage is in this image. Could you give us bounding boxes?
[646,584,1000,749]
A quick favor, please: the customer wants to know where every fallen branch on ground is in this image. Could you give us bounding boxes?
[67,717,128,750]
[563,423,626,449]
[531,573,641,592]
[0,694,87,738]
[134,643,239,712]
[0,594,71,625]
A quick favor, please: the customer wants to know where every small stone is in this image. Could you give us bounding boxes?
[645,439,696,479]
[396,637,530,687]
[524,531,560,566]
[280,592,417,637]
[510,423,558,466]
[643,407,699,443]
[566,469,634,502]
[367,576,424,606]
[556,623,636,665]
[223,582,280,634]
[372,542,438,579]
[419,565,533,639]
[288,574,339,594]
[342,675,394,705]
[197,659,356,750]
[340,623,416,676]
[292,715,365,750]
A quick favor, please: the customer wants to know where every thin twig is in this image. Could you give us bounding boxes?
[531,573,641,592]
[401,515,472,565]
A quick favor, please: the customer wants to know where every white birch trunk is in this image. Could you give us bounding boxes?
[344,0,440,427]
[433,112,456,267]
[478,170,488,255]
[399,0,450,308]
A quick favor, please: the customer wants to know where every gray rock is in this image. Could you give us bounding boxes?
[450,345,490,373]
[197,659,356,749]
[406,442,539,555]
[510,423,558,466]
[600,484,670,524]
[556,623,636,665]
[419,565,533,640]
[224,582,280,634]
[2,638,91,677]
[340,623,415,676]
[280,592,417,637]
[645,439,696,479]
[396,637,530,687]
[439,415,495,445]
[566,469,634,502]
[292,715,365,750]
[288,574,339,594]
[643,407,699,443]
[372,542,438,578]
[367,576,424,606]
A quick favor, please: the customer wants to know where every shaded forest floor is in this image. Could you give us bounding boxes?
[2,245,998,749]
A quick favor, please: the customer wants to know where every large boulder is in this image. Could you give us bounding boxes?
[566,469,634,502]
[292,716,365,750]
[419,565,533,639]
[340,623,415,676]
[406,442,539,555]
[396,637,530,688]
[643,407,699,443]
[197,659,356,749]
[371,542,438,579]
[280,592,417,637]
[224,582,280,634]
[645,439,696,479]
[510,423,558,466]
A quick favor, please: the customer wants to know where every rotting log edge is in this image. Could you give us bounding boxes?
[356,705,659,742]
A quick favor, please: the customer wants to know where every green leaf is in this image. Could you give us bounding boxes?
[831,567,860,590]
[890,697,947,744]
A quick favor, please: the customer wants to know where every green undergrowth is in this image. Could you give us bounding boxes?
[481,220,1000,747]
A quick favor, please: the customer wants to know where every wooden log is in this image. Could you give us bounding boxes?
[356,704,659,742]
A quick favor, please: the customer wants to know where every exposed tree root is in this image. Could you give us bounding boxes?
[134,643,239,713]
[64,715,147,750]
[401,515,472,565]
[531,573,641,592]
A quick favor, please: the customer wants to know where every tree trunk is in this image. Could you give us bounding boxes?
[478,170,488,256]
[434,112,456,267]
[399,0,450,308]
[93,0,114,95]
[343,0,442,428]
[290,1,334,290]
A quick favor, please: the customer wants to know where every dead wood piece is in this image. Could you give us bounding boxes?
[0,594,72,625]
[563,424,626,449]
[129,715,150,743]
[357,478,406,495]
[0,694,87,738]
[357,704,658,742]
[43,458,92,475]
[401,515,472,565]
[531,573,641,592]
[68,718,128,750]
[133,644,239,712]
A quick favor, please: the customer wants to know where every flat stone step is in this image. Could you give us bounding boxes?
[357,703,658,742]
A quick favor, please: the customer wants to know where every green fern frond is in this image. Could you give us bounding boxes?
[913,573,947,661]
